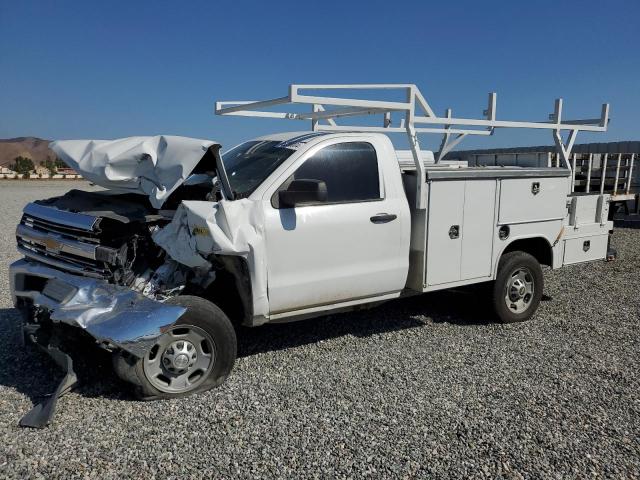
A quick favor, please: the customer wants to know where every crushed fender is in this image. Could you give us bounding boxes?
[152,199,269,318]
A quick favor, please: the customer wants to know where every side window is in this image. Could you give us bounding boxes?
[277,142,380,206]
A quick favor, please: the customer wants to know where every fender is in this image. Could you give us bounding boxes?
[492,235,555,278]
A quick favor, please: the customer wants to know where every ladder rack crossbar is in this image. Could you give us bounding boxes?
[413,116,606,132]
[316,124,493,136]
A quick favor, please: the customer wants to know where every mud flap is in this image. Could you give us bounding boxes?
[606,234,617,262]
[19,343,79,429]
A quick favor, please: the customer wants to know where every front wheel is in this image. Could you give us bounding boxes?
[492,251,544,323]
[113,295,237,399]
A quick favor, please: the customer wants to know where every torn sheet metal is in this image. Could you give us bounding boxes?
[152,200,269,318]
[50,136,218,208]
[10,259,186,358]
[19,342,78,429]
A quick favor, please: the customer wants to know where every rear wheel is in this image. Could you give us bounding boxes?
[492,251,543,323]
[113,295,236,399]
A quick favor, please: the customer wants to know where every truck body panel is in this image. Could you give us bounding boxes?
[460,180,497,280]
[426,180,466,286]
[563,234,609,265]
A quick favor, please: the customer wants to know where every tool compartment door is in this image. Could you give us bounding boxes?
[499,177,568,224]
[563,194,612,266]
[563,234,609,265]
[461,180,496,279]
[425,179,496,286]
[426,181,464,286]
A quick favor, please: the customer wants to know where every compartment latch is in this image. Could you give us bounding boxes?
[531,182,540,195]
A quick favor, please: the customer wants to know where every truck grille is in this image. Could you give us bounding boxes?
[16,203,115,279]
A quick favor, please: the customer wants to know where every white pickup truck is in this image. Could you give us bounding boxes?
[9,85,615,427]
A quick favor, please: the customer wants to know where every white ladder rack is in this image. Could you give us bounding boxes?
[215,84,610,208]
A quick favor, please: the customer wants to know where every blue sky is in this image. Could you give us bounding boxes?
[1,0,638,151]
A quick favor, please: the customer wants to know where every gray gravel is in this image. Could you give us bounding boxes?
[0,180,638,479]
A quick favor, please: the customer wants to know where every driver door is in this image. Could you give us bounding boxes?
[263,140,407,314]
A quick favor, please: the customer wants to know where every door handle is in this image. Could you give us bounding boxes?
[370,213,397,224]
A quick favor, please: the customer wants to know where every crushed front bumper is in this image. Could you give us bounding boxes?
[10,259,187,358]
[9,259,188,428]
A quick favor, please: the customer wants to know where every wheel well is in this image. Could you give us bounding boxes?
[502,237,553,267]
[200,256,253,326]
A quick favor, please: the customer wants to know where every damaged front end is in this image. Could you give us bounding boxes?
[10,259,188,427]
[10,135,265,427]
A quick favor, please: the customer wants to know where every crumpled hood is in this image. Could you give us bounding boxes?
[50,135,219,208]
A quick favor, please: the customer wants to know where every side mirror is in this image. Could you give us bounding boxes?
[279,179,327,208]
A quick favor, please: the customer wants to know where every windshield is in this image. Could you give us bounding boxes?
[221,140,295,198]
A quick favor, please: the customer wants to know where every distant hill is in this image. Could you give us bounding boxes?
[0,137,56,167]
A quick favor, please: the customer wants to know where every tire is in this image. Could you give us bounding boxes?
[113,295,237,399]
[492,251,543,324]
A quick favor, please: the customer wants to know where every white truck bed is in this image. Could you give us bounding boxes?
[395,150,467,171]
[402,165,611,292]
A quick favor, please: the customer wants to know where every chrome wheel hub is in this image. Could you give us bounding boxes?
[505,268,534,314]
[162,340,196,373]
[143,325,216,394]
[509,279,527,301]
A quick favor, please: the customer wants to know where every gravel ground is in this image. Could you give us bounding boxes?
[0,180,638,479]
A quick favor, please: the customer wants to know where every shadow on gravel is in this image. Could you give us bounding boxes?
[0,286,495,405]
[236,287,495,358]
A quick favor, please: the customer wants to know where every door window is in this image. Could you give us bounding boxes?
[274,142,381,207]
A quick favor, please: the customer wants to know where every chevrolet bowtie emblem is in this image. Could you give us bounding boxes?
[43,237,62,252]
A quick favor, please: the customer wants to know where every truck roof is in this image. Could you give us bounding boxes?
[254,131,384,143]
[251,131,439,167]
[254,131,323,142]
[252,130,412,150]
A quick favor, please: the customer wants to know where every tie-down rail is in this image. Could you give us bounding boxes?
[215,84,609,208]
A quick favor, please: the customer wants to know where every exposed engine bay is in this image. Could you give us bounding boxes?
[17,187,218,299]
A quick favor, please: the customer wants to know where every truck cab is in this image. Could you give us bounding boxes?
[245,132,411,316]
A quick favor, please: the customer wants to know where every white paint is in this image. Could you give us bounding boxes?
[563,234,609,265]
[51,136,217,208]
[153,199,270,318]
